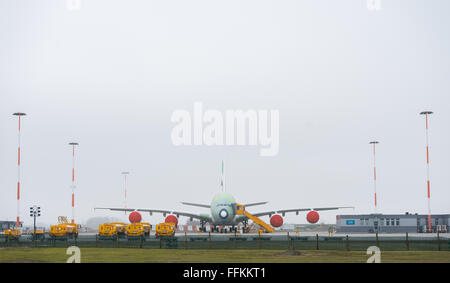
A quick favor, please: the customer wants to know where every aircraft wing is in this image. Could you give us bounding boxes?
[180,201,268,208]
[94,207,212,222]
[180,202,210,208]
[252,206,354,217]
[244,202,268,207]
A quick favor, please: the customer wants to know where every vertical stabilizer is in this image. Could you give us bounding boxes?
[220,160,225,192]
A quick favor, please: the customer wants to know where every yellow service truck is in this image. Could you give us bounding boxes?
[140,222,152,236]
[98,223,118,240]
[110,222,127,237]
[4,229,21,241]
[31,228,45,241]
[50,223,78,240]
[126,223,146,240]
[155,223,176,237]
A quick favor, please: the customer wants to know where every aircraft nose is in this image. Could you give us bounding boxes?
[219,208,229,219]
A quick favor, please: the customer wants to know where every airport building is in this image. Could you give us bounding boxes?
[336,213,450,233]
[0,220,22,231]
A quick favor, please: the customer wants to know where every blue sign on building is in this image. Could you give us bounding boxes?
[346,220,355,225]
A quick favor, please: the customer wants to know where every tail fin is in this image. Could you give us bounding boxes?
[220,160,225,192]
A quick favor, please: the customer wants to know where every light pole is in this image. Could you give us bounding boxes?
[69,142,79,224]
[29,206,41,242]
[420,111,433,233]
[122,172,130,215]
[13,112,26,228]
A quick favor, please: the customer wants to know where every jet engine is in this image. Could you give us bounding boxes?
[306,210,319,224]
[270,214,283,227]
[128,211,142,223]
[165,214,178,225]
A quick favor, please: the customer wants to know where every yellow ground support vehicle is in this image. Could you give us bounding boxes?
[50,223,78,239]
[31,229,45,241]
[98,223,118,240]
[235,203,274,233]
[126,223,145,240]
[4,229,21,240]
[110,222,127,236]
[155,223,176,237]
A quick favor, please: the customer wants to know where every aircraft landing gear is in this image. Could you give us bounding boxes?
[242,220,249,233]
[211,225,239,233]
[200,220,207,232]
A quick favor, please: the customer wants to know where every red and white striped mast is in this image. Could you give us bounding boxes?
[13,112,26,228]
[369,141,379,214]
[122,172,130,215]
[69,142,79,224]
[420,111,433,233]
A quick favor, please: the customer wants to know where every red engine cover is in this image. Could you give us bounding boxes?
[165,215,178,225]
[129,211,142,223]
[270,214,283,227]
[306,211,319,224]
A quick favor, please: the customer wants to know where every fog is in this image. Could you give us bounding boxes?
[1,0,449,226]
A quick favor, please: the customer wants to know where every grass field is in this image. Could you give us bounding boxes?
[0,248,449,263]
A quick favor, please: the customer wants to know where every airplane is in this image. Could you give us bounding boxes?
[95,161,353,233]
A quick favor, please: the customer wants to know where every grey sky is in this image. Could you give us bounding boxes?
[1,0,449,226]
